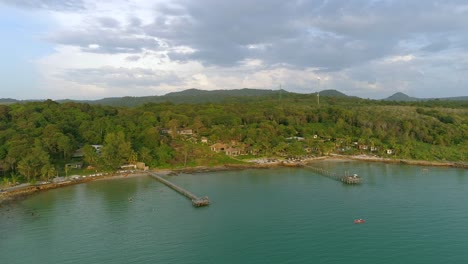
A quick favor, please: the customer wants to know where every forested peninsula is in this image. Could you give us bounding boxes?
[0,90,467,186]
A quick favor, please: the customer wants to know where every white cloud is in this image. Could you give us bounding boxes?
[4,0,466,99]
[384,55,416,63]
[88,44,100,49]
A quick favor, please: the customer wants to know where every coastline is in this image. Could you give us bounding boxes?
[1,155,466,206]
[329,154,468,168]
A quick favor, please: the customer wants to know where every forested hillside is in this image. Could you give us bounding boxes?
[0,95,467,183]
[62,88,290,107]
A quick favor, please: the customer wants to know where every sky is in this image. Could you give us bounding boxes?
[0,0,467,100]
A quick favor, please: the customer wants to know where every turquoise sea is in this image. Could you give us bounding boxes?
[1,161,467,264]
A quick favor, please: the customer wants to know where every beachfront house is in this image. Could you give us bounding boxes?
[210,142,248,156]
[136,162,148,171]
[120,164,137,170]
[210,143,227,152]
[225,147,241,156]
[66,162,83,169]
[358,145,369,150]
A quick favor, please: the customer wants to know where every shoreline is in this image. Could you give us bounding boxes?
[1,155,466,206]
[328,154,468,168]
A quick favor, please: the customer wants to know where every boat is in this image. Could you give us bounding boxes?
[342,174,361,184]
[354,219,365,224]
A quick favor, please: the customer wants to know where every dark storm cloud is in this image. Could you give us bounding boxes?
[145,0,468,70]
[146,0,305,66]
[0,0,85,11]
[40,0,468,71]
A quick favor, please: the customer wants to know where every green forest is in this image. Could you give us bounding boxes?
[0,92,467,184]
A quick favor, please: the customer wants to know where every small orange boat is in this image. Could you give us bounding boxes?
[354,219,366,224]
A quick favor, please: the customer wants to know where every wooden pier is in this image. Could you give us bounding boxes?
[148,172,210,207]
[302,164,361,184]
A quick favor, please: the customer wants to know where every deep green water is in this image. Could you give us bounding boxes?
[1,161,467,264]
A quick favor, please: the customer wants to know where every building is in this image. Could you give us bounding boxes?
[91,145,103,153]
[286,136,305,141]
[72,148,84,158]
[178,129,193,135]
[136,162,148,171]
[120,164,137,170]
[210,143,227,152]
[225,147,241,156]
[358,145,369,150]
[66,162,83,169]
[386,149,394,155]
[210,142,248,156]
[200,137,208,144]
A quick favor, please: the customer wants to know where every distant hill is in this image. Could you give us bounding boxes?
[384,92,420,101]
[439,96,468,101]
[164,88,287,99]
[64,88,291,107]
[4,88,466,107]
[0,98,19,105]
[384,92,468,102]
[319,89,349,97]
[166,88,281,97]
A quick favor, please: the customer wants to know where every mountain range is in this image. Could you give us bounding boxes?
[1,89,467,107]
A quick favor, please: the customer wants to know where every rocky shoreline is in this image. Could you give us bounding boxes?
[1,155,466,206]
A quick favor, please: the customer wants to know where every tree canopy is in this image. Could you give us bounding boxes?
[0,95,466,182]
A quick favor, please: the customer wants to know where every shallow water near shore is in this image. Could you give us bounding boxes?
[1,161,467,264]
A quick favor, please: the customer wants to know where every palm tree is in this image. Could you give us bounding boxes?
[41,164,56,182]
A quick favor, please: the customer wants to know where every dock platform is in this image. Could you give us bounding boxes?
[302,164,361,184]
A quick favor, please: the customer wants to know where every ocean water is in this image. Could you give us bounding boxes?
[1,161,467,264]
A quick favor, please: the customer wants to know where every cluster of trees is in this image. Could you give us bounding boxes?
[0,95,466,183]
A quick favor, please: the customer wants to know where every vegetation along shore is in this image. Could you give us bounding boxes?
[1,89,467,204]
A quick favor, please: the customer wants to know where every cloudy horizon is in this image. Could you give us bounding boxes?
[1,0,467,100]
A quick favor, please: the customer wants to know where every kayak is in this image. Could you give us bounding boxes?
[354,219,366,224]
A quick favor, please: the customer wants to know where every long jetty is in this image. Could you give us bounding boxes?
[148,172,210,207]
[302,164,361,184]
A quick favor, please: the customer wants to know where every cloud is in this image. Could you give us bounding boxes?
[97,17,120,28]
[47,27,160,54]
[140,0,468,71]
[38,0,468,70]
[61,66,182,89]
[125,55,141,62]
[0,0,85,11]
[8,0,467,99]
